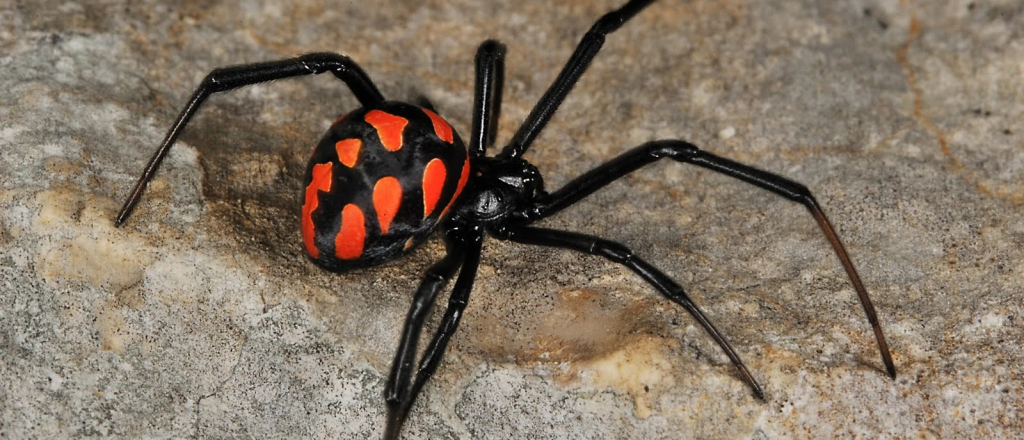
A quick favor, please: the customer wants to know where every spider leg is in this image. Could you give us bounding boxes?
[517,139,896,379]
[385,229,466,418]
[491,225,765,399]
[115,53,385,226]
[502,0,658,159]
[470,40,506,157]
[385,226,484,440]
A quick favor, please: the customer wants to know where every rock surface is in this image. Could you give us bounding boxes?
[2,0,1022,438]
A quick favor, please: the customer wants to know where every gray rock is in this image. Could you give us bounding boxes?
[2,0,1021,438]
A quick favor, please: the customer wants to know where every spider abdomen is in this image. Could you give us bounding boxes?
[301,102,470,273]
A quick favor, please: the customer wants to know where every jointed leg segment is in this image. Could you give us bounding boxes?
[515,140,896,378]
[384,227,484,440]
[470,41,507,157]
[502,0,659,158]
[385,237,466,410]
[115,53,385,227]
[492,225,765,399]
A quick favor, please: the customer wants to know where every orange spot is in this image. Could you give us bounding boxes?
[441,156,471,218]
[422,158,447,218]
[302,162,333,259]
[336,138,361,167]
[335,204,366,260]
[373,177,402,235]
[422,108,454,143]
[455,156,470,200]
[365,110,407,152]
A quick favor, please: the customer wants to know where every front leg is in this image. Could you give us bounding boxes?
[116,53,385,226]
[469,40,506,157]
[516,139,896,379]
[502,0,659,158]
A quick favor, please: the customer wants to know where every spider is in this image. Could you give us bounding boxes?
[115,0,896,438]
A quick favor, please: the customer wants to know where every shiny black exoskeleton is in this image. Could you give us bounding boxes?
[301,102,469,273]
[451,157,544,225]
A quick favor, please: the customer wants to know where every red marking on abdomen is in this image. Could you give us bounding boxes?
[335,204,366,260]
[336,138,361,167]
[441,156,471,218]
[422,108,454,143]
[302,162,333,258]
[364,110,407,152]
[422,158,447,218]
[373,176,402,235]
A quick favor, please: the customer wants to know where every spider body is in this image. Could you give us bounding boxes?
[115,1,896,438]
[302,102,470,272]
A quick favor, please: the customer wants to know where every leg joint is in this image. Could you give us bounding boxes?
[420,270,450,288]
[592,239,634,264]
[648,140,701,161]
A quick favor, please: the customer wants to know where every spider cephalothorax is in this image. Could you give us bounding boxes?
[450,156,545,225]
[116,1,896,438]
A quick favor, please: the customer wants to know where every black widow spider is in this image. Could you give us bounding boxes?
[115,0,896,438]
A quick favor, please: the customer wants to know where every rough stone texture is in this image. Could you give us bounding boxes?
[2,0,1022,439]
